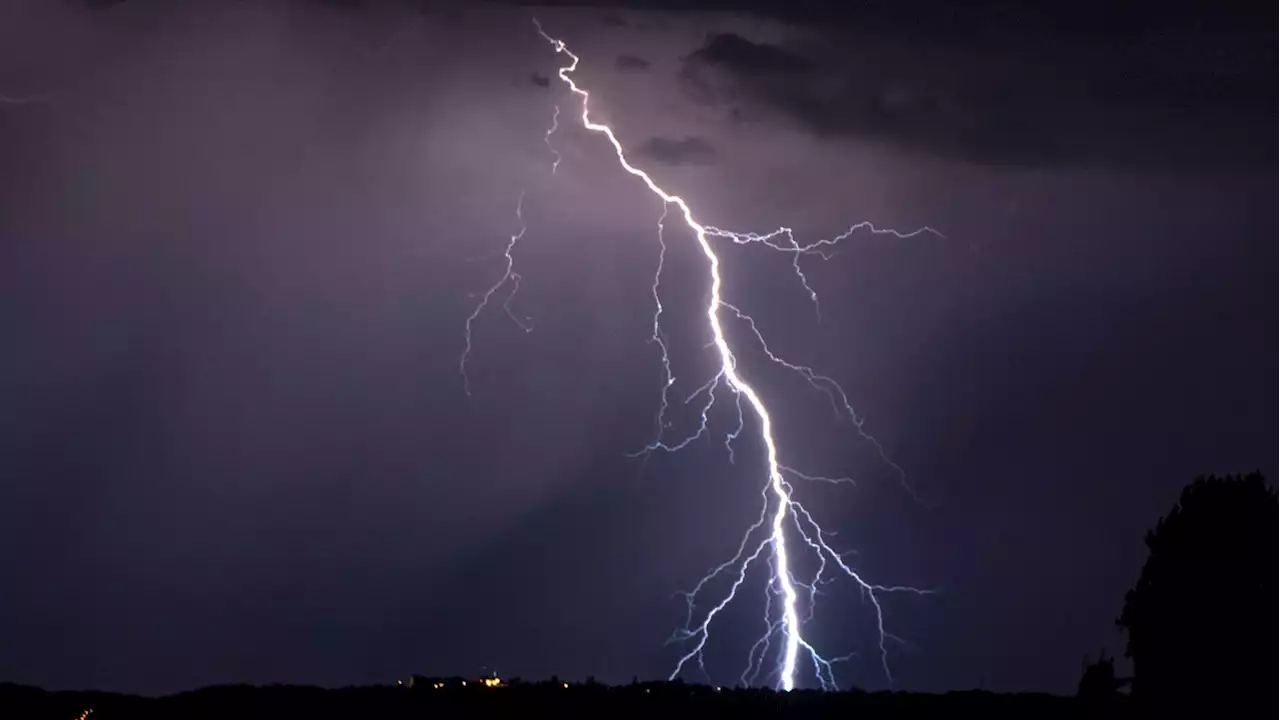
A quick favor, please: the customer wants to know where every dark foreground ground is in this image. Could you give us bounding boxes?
[3,679,1127,719]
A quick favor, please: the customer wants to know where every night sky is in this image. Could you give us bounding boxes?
[1,0,1273,698]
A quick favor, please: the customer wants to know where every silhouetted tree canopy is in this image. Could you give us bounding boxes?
[1075,649,1126,708]
[1116,472,1276,713]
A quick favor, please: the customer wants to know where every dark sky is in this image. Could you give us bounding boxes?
[1,0,1273,697]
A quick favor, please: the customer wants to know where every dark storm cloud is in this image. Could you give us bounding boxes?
[495,0,1272,170]
[685,33,808,75]
[502,0,1270,34]
[679,28,1273,171]
[310,0,367,8]
[530,72,551,87]
[615,54,651,72]
[635,135,717,165]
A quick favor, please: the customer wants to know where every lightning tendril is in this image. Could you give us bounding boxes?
[459,191,533,396]
[545,104,562,173]
[0,93,50,105]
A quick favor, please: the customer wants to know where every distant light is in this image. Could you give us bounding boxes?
[715,687,722,692]
[461,681,467,686]
[563,682,569,689]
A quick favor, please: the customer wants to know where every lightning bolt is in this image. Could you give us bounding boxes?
[458,86,566,394]
[467,18,936,690]
[0,93,51,106]
[459,191,534,396]
[545,104,562,173]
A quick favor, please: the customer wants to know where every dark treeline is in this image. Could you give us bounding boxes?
[1,679,1102,720]
[4,473,1272,719]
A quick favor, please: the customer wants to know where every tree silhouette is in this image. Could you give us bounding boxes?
[1116,472,1276,713]
[1076,649,1126,707]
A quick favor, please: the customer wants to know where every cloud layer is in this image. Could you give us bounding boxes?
[678,27,1271,170]
[635,135,717,165]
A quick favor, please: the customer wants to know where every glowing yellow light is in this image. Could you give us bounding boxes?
[563,682,569,689]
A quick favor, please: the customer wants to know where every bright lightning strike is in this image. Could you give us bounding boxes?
[467,18,936,692]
